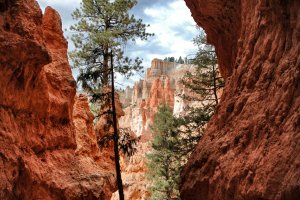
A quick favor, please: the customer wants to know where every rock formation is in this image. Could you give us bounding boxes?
[181,0,300,199]
[115,59,195,199]
[119,58,195,137]
[0,1,115,199]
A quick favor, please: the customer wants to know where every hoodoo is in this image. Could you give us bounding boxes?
[181,0,300,199]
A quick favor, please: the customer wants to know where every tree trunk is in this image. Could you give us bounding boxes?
[103,47,109,85]
[110,52,124,200]
[212,63,219,105]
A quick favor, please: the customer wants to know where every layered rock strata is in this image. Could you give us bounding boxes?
[0,1,115,199]
[181,0,300,199]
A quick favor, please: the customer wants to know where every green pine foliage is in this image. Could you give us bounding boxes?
[177,31,225,152]
[181,31,224,106]
[177,56,184,64]
[70,0,153,90]
[163,56,185,64]
[146,105,181,200]
[163,56,175,62]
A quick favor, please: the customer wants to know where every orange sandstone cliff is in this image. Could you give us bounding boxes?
[181,0,300,199]
[0,1,115,199]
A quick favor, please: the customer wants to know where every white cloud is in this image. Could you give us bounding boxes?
[37,0,81,8]
[36,0,200,87]
[143,0,198,60]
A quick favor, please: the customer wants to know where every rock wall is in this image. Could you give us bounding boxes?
[0,1,115,199]
[181,0,300,199]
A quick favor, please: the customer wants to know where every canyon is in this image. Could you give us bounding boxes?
[0,0,299,199]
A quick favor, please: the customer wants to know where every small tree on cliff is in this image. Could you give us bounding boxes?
[69,0,152,199]
[182,32,224,106]
[176,31,224,157]
[146,105,182,200]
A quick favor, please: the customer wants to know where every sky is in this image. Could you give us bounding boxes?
[37,0,200,87]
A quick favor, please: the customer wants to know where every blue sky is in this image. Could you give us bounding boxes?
[37,0,199,87]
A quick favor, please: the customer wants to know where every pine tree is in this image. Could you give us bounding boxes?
[182,32,224,106]
[163,56,184,64]
[146,105,181,200]
[176,31,224,157]
[69,1,152,199]
[177,56,184,64]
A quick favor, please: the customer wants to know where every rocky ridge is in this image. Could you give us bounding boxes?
[181,0,300,199]
[0,1,116,199]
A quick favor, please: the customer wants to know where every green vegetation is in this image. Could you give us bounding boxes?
[147,31,224,199]
[69,0,152,199]
[146,105,181,200]
[176,31,225,155]
[163,56,185,64]
[181,32,224,107]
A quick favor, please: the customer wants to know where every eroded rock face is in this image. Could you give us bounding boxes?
[181,0,300,199]
[115,59,195,199]
[73,95,116,199]
[119,59,195,137]
[0,1,115,199]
